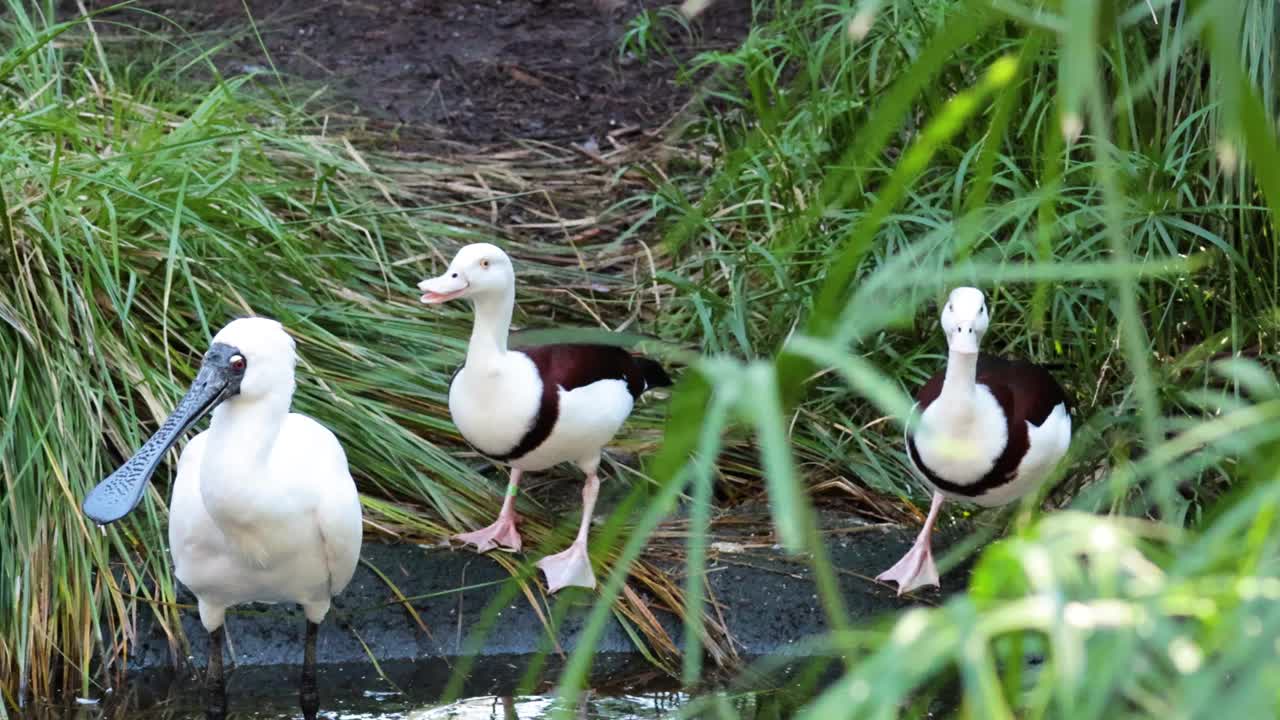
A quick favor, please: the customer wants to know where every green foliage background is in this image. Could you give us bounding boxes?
[2,0,1279,717]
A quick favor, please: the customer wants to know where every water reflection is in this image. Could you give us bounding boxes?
[24,654,831,719]
[29,691,694,720]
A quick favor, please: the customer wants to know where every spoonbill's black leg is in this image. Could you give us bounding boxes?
[205,627,227,720]
[300,620,320,720]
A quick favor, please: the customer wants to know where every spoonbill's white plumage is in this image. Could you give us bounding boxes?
[877,287,1072,594]
[83,317,361,720]
[418,243,670,593]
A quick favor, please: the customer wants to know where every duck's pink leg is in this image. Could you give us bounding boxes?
[876,491,945,595]
[454,469,524,553]
[537,473,600,593]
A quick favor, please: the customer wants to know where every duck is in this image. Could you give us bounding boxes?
[876,287,1072,595]
[82,318,362,720]
[417,243,671,593]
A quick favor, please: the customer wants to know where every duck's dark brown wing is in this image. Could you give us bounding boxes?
[519,343,671,400]
[973,355,1070,427]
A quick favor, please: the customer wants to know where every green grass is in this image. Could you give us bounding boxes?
[3,0,1280,717]
[0,1,687,708]
[603,0,1280,716]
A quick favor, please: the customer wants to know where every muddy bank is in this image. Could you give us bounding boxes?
[65,0,756,146]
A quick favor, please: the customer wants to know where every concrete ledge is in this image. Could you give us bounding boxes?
[84,519,980,715]
[121,519,969,677]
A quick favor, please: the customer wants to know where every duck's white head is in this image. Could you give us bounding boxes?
[417,243,515,305]
[940,286,988,355]
[211,317,297,401]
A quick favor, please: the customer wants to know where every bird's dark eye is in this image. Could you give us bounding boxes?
[480,258,490,269]
[230,355,246,372]
[947,303,953,312]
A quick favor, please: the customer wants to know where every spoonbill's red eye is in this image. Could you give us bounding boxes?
[230,355,246,372]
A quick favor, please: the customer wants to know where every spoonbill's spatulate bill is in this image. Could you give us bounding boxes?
[418,243,671,593]
[877,287,1072,595]
[82,318,362,720]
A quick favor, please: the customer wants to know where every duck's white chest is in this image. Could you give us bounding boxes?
[448,355,543,456]
[913,386,1009,489]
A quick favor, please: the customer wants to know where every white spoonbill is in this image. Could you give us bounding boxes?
[82,318,362,720]
[417,243,671,593]
[877,287,1072,594]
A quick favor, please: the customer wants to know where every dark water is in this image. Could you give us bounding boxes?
[17,640,1027,718]
[18,656,800,720]
[18,652,867,719]
[35,691,692,719]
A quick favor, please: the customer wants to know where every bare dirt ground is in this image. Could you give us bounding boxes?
[69,0,754,146]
